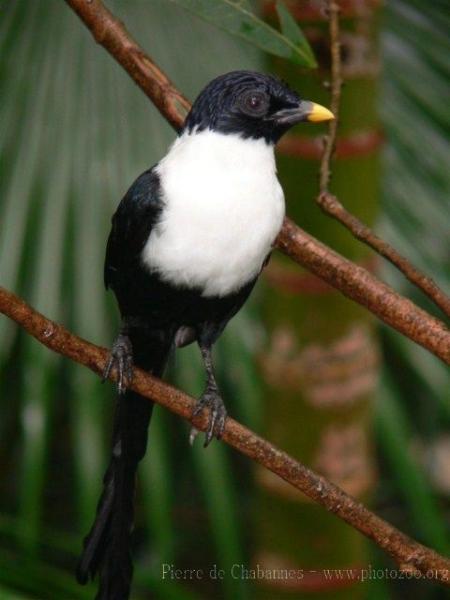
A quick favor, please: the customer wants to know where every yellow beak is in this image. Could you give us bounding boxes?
[306,102,335,123]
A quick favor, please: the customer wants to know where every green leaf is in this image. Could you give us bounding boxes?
[275,1,317,67]
[169,0,317,67]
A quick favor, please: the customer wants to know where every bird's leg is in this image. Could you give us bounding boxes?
[190,343,227,447]
[102,319,134,395]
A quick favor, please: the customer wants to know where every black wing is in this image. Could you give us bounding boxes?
[104,166,163,291]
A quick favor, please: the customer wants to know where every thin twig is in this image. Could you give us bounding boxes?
[317,0,450,319]
[319,0,342,193]
[316,195,450,319]
[62,0,450,364]
[1,285,449,585]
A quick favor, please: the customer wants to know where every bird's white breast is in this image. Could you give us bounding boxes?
[142,130,285,297]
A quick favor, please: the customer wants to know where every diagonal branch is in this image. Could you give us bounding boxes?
[1,285,449,585]
[317,0,450,319]
[63,0,450,365]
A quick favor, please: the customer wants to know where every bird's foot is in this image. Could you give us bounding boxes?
[102,333,134,394]
[190,385,227,447]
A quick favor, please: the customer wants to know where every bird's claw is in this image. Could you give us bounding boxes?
[190,387,227,447]
[102,333,134,394]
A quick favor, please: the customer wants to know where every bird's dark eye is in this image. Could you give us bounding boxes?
[238,90,269,117]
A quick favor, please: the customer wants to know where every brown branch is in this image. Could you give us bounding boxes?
[1,285,449,585]
[317,0,450,319]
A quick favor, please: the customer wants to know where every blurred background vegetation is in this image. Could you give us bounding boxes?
[0,1,448,599]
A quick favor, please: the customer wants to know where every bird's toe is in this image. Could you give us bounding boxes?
[102,333,134,394]
[191,388,227,447]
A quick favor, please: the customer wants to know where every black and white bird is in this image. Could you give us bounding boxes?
[76,70,333,599]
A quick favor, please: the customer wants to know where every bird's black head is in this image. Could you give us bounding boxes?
[183,70,333,144]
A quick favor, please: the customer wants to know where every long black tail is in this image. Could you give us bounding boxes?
[76,329,171,600]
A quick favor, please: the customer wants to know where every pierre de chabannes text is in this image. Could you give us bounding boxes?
[162,563,448,582]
